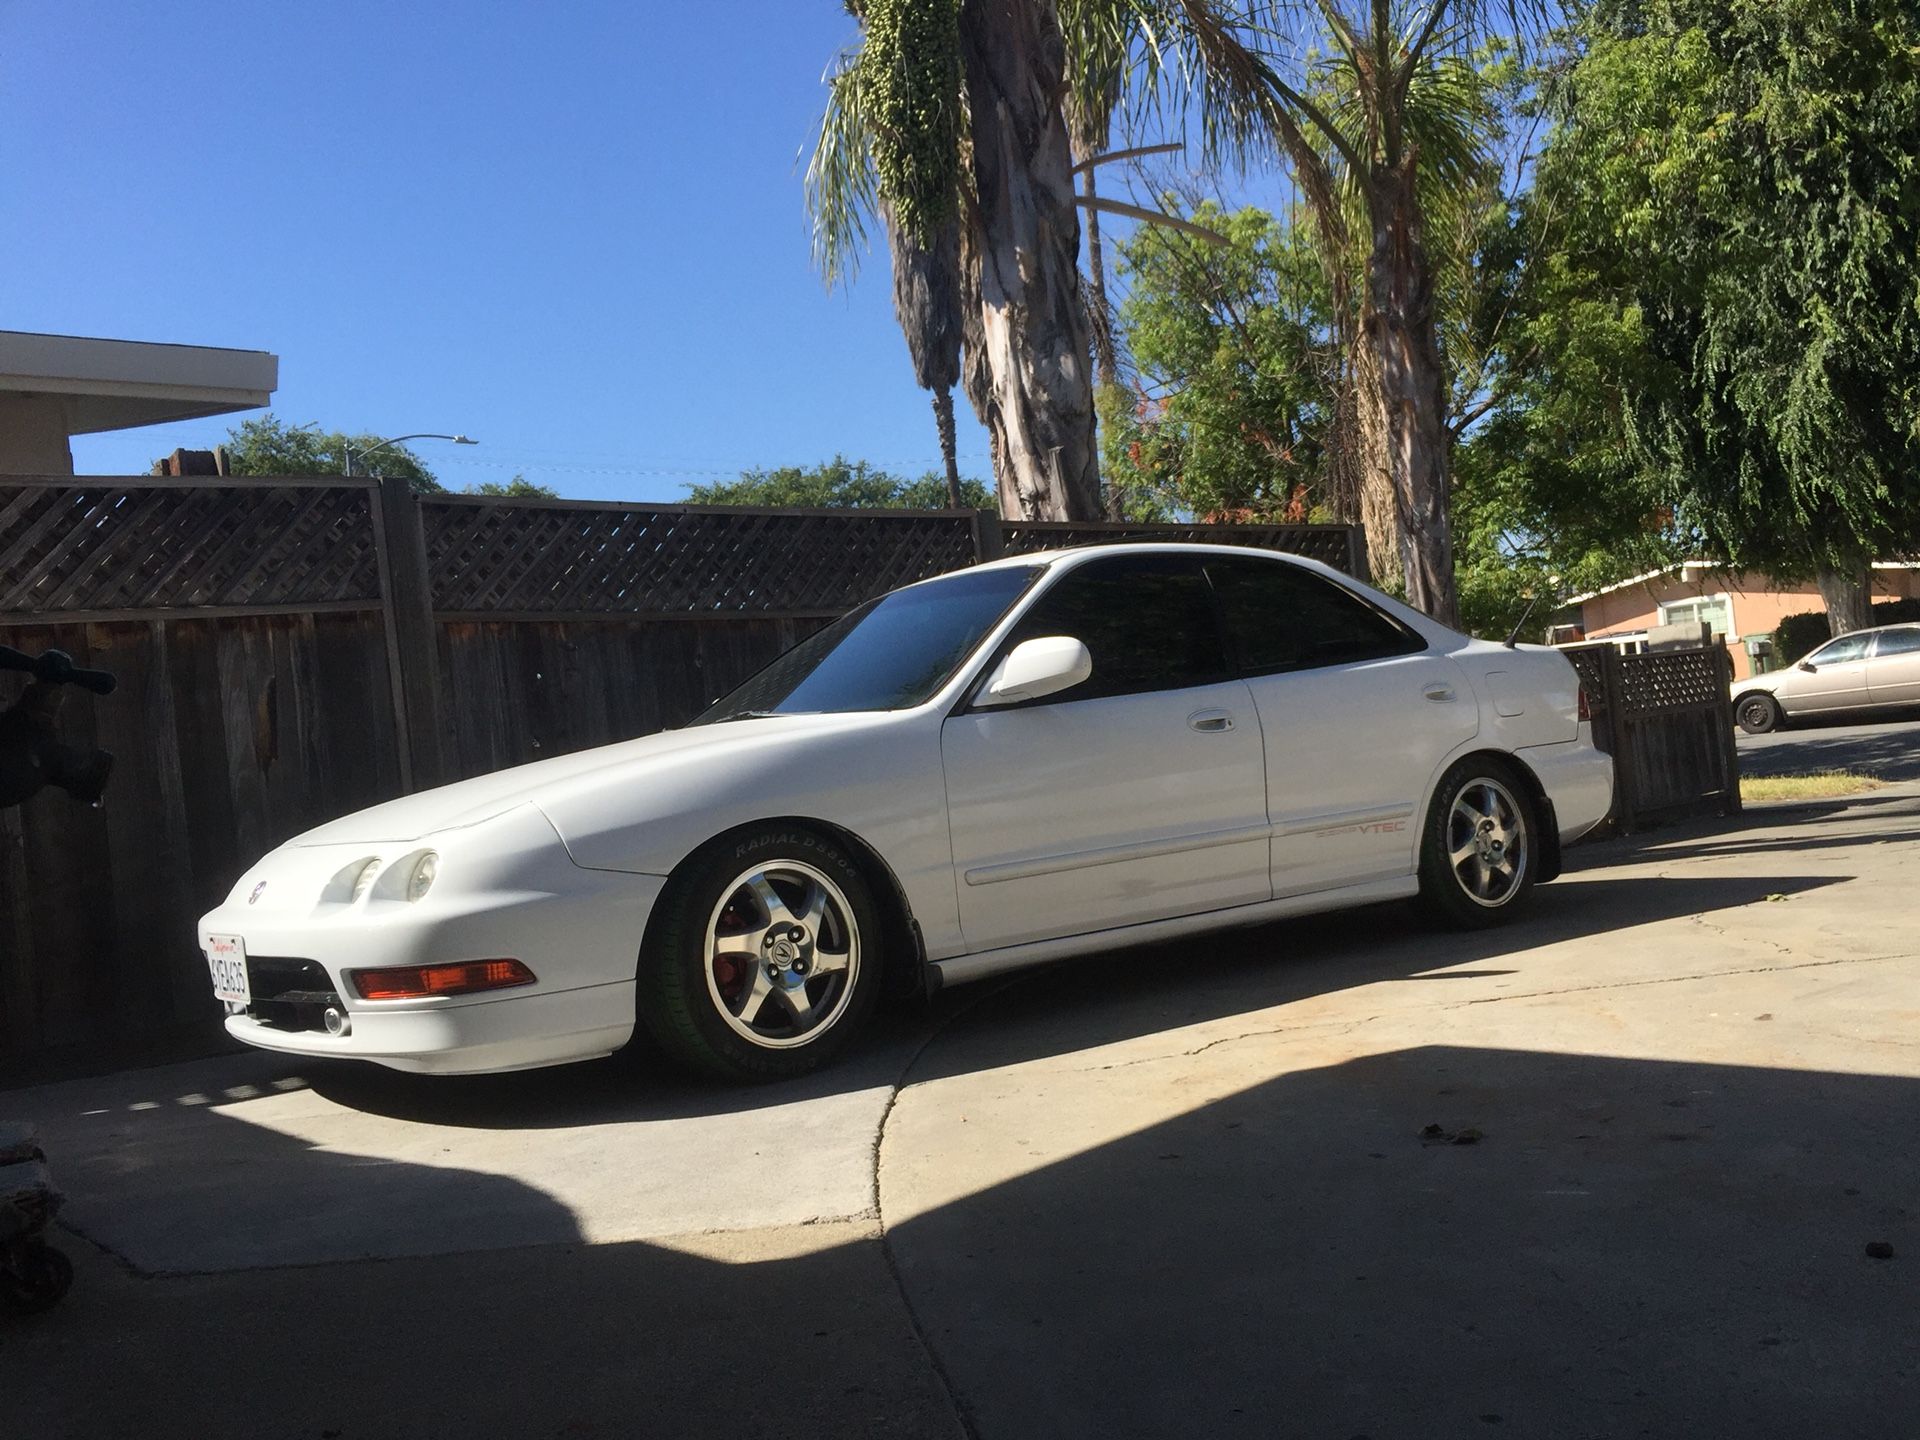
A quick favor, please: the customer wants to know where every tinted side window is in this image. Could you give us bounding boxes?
[1205,557,1424,673]
[1005,554,1228,701]
[1871,629,1920,658]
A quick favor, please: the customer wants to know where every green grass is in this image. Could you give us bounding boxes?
[1740,770,1886,804]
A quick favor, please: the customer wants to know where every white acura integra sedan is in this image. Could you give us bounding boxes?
[200,545,1613,1080]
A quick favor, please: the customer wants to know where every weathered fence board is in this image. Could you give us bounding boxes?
[1563,643,1740,832]
[0,475,1366,1069]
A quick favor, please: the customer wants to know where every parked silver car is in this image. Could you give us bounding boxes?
[1732,622,1920,733]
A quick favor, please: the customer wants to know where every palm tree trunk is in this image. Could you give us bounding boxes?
[1360,158,1458,626]
[959,0,1101,522]
[1349,337,1402,589]
[1816,561,1873,636]
[933,386,962,507]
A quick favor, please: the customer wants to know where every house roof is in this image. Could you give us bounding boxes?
[1564,559,1919,607]
[0,329,278,434]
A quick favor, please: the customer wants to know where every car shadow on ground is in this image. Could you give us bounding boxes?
[15,1043,1916,1439]
[304,864,1846,1128]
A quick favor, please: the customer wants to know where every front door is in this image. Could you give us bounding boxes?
[1787,633,1873,714]
[941,554,1271,954]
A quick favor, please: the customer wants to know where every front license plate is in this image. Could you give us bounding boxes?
[206,935,251,1005]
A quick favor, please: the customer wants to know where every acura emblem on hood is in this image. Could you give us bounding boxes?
[249,881,267,905]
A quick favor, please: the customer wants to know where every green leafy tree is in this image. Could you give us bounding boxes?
[212,416,559,498]
[468,476,559,498]
[1101,201,1341,522]
[1501,0,1920,635]
[219,414,446,494]
[685,456,992,510]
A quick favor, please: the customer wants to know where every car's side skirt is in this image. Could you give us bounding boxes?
[931,874,1420,989]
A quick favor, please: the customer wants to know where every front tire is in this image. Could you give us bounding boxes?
[636,826,881,1081]
[1735,692,1782,735]
[1418,759,1539,929]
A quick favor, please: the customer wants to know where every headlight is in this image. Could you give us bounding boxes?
[406,852,438,903]
[350,859,381,904]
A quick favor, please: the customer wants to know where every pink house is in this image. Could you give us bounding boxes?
[1561,562,1920,681]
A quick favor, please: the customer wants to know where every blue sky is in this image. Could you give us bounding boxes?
[0,0,998,498]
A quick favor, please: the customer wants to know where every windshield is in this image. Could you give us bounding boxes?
[692,565,1043,723]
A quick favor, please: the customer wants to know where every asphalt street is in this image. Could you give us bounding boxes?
[7,785,1920,1439]
[1737,712,1920,781]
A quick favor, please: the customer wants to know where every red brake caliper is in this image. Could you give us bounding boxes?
[713,901,749,1002]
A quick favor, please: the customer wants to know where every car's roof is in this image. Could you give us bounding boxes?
[971,540,1327,572]
[1829,620,1920,641]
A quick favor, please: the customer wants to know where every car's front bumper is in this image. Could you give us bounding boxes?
[221,980,638,1075]
[196,806,667,1075]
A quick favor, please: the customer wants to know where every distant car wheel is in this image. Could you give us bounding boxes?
[1418,759,1539,929]
[636,827,881,1081]
[1735,693,1782,735]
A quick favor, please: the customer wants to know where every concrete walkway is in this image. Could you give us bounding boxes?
[8,787,1920,1438]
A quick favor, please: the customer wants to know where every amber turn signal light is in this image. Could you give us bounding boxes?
[349,959,536,1001]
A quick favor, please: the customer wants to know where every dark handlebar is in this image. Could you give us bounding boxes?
[0,645,118,696]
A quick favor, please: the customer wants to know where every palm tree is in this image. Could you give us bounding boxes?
[1244,0,1548,625]
[811,0,1284,521]
[809,3,968,508]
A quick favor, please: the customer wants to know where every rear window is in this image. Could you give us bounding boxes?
[1204,557,1425,673]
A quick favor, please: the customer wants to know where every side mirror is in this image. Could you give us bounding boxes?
[1798,661,1817,673]
[977,636,1092,708]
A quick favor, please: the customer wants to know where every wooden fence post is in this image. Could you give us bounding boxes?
[371,477,446,792]
[1345,525,1369,582]
[972,509,1005,563]
[1719,646,1743,814]
[1601,644,1637,833]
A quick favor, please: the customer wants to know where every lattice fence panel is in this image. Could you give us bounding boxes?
[422,501,980,614]
[0,482,381,614]
[1000,522,1360,575]
[1617,649,1724,716]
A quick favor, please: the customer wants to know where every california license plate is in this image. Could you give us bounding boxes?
[205,935,250,1005]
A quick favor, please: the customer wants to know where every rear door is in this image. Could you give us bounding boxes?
[1788,633,1872,713]
[941,553,1271,953]
[1203,556,1479,897]
[1866,627,1920,706]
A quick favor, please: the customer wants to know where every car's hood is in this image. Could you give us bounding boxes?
[291,713,846,845]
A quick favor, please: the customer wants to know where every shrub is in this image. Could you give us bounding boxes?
[1773,597,1920,664]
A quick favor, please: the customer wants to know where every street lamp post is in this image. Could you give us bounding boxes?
[343,432,478,477]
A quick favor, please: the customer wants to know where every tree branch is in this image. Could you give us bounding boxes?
[1072,142,1185,176]
[1077,194,1232,247]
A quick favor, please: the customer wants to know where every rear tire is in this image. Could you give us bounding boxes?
[1418,758,1539,929]
[635,826,881,1081]
[1735,692,1782,735]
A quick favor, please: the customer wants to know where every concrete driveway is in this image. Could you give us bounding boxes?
[8,786,1920,1438]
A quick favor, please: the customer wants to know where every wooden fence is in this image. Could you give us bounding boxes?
[0,475,1363,1068]
[1562,642,1741,832]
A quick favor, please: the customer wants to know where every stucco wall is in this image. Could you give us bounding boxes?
[1579,567,1919,681]
[0,393,75,474]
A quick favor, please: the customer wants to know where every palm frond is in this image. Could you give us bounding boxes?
[805,45,881,290]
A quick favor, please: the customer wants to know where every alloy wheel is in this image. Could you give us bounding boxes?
[1446,777,1530,908]
[702,861,860,1049]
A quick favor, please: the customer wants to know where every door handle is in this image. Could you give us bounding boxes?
[1423,683,1457,703]
[1188,709,1235,732]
